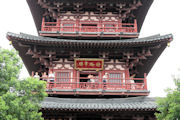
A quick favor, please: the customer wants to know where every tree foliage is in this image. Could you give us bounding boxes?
[155,77,180,120]
[0,48,22,95]
[0,48,47,120]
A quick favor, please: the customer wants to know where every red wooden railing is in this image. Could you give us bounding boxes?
[40,18,138,35]
[43,76,147,91]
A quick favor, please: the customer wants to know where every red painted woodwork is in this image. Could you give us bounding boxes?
[45,76,147,91]
[33,68,148,96]
[40,18,138,38]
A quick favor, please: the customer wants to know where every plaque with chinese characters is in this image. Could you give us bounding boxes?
[74,58,104,71]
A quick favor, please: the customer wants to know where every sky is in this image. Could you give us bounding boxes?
[0,0,180,97]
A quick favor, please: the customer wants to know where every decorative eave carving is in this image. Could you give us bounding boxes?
[37,0,142,20]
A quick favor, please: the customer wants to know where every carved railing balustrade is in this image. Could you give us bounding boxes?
[40,18,138,38]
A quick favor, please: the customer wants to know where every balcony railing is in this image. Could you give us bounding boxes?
[40,18,138,38]
[40,77,147,91]
[47,81,146,91]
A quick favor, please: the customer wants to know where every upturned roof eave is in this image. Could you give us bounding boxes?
[6,32,173,77]
[7,32,173,48]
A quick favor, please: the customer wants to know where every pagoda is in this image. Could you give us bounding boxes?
[7,0,173,119]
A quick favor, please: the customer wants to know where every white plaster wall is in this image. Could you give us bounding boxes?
[104,60,126,70]
[53,59,73,69]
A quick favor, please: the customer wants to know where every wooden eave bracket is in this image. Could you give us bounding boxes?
[17,42,30,47]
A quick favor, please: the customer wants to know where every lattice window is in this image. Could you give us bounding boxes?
[108,73,121,83]
[63,23,74,27]
[104,24,115,27]
[56,72,70,83]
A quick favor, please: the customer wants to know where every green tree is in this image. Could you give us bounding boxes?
[155,77,180,120]
[0,48,22,95]
[0,48,47,120]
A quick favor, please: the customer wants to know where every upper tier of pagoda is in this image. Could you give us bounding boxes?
[27,0,153,39]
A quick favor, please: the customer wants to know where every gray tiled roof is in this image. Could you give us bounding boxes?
[7,32,173,48]
[41,96,157,111]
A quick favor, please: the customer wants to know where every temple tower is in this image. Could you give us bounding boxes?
[7,0,173,119]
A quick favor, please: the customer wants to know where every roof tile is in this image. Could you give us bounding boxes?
[41,96,157,111]
[7,32,173,48]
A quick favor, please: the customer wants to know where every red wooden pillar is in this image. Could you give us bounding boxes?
[57,18,61,31]
[76,19,79,32]
[118,19,122,32]
[77,71,80,89]
[144,73,147,90]
[97,21,100,33]
[134,19,138,33]
[54,71,57,89]
[99,71,103,90]
[98,20,102,33]
[73,69,76,89]
[115,21,118,33]
[41,17,45,31]
[124,69,130,89]
[79,20,81,33]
